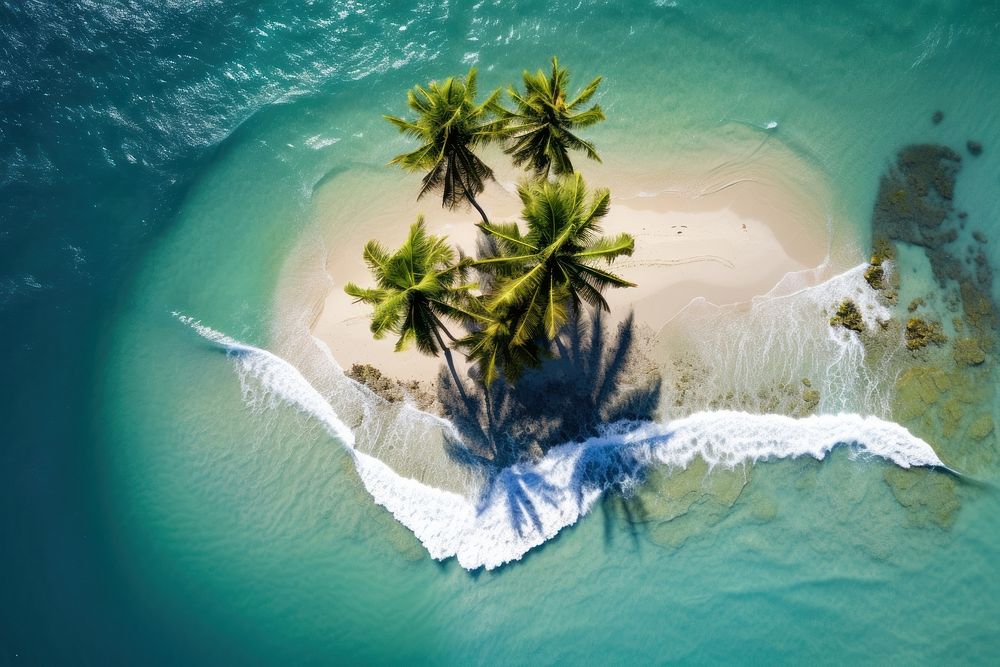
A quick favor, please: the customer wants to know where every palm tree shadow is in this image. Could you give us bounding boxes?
[463,434,660,544]
[434,308,663,544]
[477,466,562,537]
[601,493,649,550]
[437,308,662,470]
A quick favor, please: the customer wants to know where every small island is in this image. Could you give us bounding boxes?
[324,60,828,462]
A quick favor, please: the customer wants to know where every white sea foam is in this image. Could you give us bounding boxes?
[175,308,945,571]
[662,262,900,415]
[174,313,354,447]
[304,134,340,149]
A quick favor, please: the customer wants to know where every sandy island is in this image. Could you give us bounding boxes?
[309,146,832,386]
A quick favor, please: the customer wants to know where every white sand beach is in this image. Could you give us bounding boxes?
[305,147,832,383]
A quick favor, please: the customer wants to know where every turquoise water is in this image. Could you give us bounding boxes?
[4,1,1000,663]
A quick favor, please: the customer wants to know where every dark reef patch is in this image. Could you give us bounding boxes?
[869,143,998,477]
[872,144,962,260]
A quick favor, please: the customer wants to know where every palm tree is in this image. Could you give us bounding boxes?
[474,173,636,349]
[503,57,605,180]
[456,301,544,387]
[385,69,508,224]
[344,218,476,396]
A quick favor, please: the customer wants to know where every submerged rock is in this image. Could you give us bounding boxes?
[968,414,995,441]
[960,281,997,341]
[802,388,821,408]
[883,467,959,529]
[637,459,750,550]
[830,299,864,333]
[905,317,947,350]
[893,366,950,421]
[967,140,983,156]
[932,110,944,124]
[953,337,986,366]
[864,254,885,289]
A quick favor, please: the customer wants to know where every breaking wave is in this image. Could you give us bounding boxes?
[175,307,945,570]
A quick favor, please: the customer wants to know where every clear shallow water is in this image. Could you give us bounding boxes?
[4,1,1000,663]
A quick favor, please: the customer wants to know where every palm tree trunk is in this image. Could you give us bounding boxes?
[466,190,490,224]
[437,321,460,343]
[431,325,469,404]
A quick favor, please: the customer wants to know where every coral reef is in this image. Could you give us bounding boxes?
[871,144,961,257]
[865,143,999,482]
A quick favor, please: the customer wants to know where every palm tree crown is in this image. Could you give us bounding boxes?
[456,300,544,387]
[503,57,605,180]
[344,218,472,356]
[385,69,508,223]
[474,173,635,347]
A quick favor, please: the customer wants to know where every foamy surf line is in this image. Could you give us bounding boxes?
[175,313,947,571]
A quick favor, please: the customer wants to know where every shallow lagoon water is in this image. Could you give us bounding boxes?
[5,1,1000,663]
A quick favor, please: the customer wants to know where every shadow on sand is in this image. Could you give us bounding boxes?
[437,308,662,469]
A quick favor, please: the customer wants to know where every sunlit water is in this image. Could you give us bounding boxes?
[4,1,1000,663]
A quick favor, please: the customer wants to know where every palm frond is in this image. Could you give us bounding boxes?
[568,76,602,109]
[541,274,571,340]
[567,105,605,127]
[476,221,535,252]
[367,295,406,340]
[343,283,386,305]
[574,262,637,289]
[573,233,635,262]
[488,261,547,310]
[361,238,391,267]
[572,272,611,311]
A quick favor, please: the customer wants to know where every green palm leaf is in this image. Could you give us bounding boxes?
[572,233,635,262]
